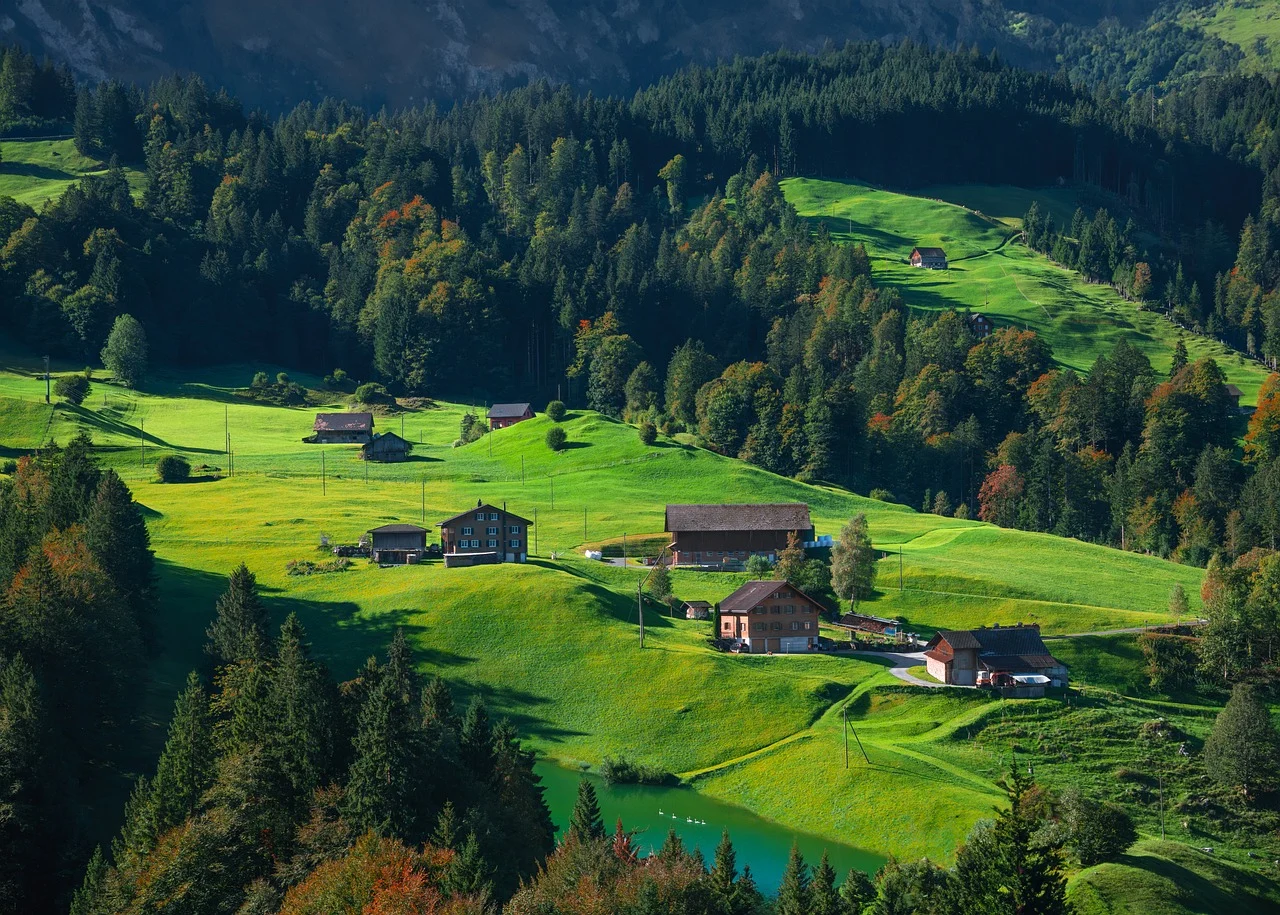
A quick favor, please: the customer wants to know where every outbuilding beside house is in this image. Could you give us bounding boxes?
[488,403,534,430]
[369,523,428,564]
[683,600,712,620]
[361,431,412,462]
[313,412,373,444]
[923,624,1067,691]
[665,503,813,568]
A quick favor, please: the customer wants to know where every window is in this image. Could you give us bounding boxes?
[722,621,731,630]
[785,605,795,614]
[771,606,781,614]
[509,525,520,534]
[475,512,485,521]
[753,623,766,632]
[487,526,498,535]
[779,590,791,598]
[803,621,812,630]
[800,604,810,613]
[489,512,499,521]
[487,539,498,548]
[462,526,473,536]
[771,622,782,630]
[753,607,764,615]
[791,621,799,630]
[509,539,520,549]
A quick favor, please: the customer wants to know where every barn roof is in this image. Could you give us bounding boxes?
[913,246,947,257]
[368,523,427,534]
[436,500,533,527]
[925,625,1063,671]
[719,580,822,614]
[488,403,532,418]
[1224,383,1243,397]
[314,412,373,432]
[363,431,411,448]
[664,503,812,533]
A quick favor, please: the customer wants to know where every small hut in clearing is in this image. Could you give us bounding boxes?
[362,431,412,462]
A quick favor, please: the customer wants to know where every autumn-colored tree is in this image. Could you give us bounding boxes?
[1132,261,1152,300]
[1244,373,1280,464]
[978,464,1024,528]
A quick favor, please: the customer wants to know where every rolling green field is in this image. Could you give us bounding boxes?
[0,137,147,208]
[1184,0,1280,74]
[0,343,1228,866]
[782,177,1271,405]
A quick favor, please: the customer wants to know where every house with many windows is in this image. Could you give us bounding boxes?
[436,499,532,565]
[716,580,822,654]
[665,503,813,568]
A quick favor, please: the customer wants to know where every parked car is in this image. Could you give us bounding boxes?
[976,670,992,687]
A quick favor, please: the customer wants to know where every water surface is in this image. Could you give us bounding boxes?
[536,762,884,893]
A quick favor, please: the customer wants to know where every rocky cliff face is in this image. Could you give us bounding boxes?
[1,0,1162,108]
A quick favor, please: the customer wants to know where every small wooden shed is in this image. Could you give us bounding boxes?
[369,524,428,564]
[362,431,412,462]
[683,600,712,620]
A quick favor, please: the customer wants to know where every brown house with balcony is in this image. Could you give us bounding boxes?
[313,412,373,444]
[717,580,822,653]
[666,503,813,567]
[437,499,533,565]
[923,624,1068,687]
[488,403,534,430]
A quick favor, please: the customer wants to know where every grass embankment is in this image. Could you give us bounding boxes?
[0,350,1234,864]
[1183,0,1280,74]
[781,177,1271,405]
[0,138,147,208]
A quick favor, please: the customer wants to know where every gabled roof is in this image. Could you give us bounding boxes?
[924,625,1063,672]
[665,503,812,533]
[683,600,712,609]
[314,412,373,432]
[719,580,822,614]
[369,523,427,534]
[488,403,532,418]
[363,431,411,448]
[1224,383,1243,397]
[436,500,533,527]
[912,247,947,258]
[835,612,899,633]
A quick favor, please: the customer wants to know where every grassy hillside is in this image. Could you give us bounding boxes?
[0,138,147,208]
[782,177,1271,405]
[0,344,1230,863]
[1183,1,1280,74]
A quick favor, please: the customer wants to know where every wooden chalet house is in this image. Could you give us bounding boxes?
[923,624,1067,690]
[966,312,994,339]
[313,412,373,444]
[665,503,813,568]
[361,431,412,462]
[437,500,533,566]
[488,403,534,430]
[368,523,428,564]
[717,580,822,653]
[910,246,948,269]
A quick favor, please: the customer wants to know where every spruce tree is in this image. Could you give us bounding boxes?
[459,695,494,778]
[839,867,876,914]
[0,653,43,908]
[150,671,214,831]
[342,670,422,839]
[1203,682,1280,797]
[267,614,333,802]
[205,563,269,665]
[731,866,762,915]
[447,832,495,897]
[566,778,605,842]
[810,850,840,915]
[709,829,738,903]
[432,799,459,849]
[989,767,1068,915]
[657,827,685,861]
[84,469,154,625]
[46,433,101,530]
[421,674,458,731]
[68,845,108,915]
[775,842,810,915]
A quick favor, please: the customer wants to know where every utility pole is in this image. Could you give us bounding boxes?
[421,478,425,523]
[140,418,145,468]
[843,706,849,769]
[550,476,555,509]
[321,451,326,495]
[623,533,627,567]
[638,582,645,648]
[583,508,587,540]
[534,508,539,556]
[521,455,525,485]
[225,404,229,458]
[43,355,50,404]
[899,548,903,591]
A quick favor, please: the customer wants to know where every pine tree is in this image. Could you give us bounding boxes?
[709,829,738,904]
[266,614,333,801]
[150,671,214,831]
[446,832,495,897]
[69,845,108,915]
[342,669,423,839]
[459,695,494,779]
[46,433,101,530]
[421,674,458,731]
[811,851,840,915]
[839,867,876,914]
[0,653,43,908]
[1203,682,1280,798]
[566,778,605,842]
[205,563,269,665]
[84,469,154,626]
[432,800,459,849]
[775,842,810,915]
[657,827,685,861]
[1171,338,1189,377]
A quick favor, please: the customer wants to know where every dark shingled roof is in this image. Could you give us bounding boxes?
[683,600,712,609]
[913,246,947,258]
[368,523,427,534]
[719,580,822,614]
[314,412,373,432]
[925,625,1064,672]
[488,403,532,418]
[1224,383,1243,397]
[665,503,811,533]
[436,501,533,527]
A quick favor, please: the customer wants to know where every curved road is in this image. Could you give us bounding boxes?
[845,650,952,688]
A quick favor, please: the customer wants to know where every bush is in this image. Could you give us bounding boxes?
[638,419,657,445]
[1203,682,1280,798]
[354,382,394,405]
[1,460,16,475]
[54,374,90,405]
[459,411,488,444]
[546,426,568,451]
[1059,788,1136,866]
[745,554,772,577]
[599,755,676,786]
[251,371,270,389]
[546,400,566,422]
[954,502,972,520]
[156,455,191,483]
[275,372,290,386]
[869,488,895,503]
[323,368,349,388]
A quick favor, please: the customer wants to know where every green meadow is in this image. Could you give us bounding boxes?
[781,177,1272,405]
[1183,0,1280,74]
[0,137,147,208]
[0,343,1230,867]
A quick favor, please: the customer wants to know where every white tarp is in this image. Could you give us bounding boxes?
[1011,674,1051,685]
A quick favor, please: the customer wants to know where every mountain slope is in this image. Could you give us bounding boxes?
[3,0,1165,109]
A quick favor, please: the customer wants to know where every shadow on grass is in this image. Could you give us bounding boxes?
[1,162,78,181]
[64,403,224,454]
[1107,847,1278,910]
